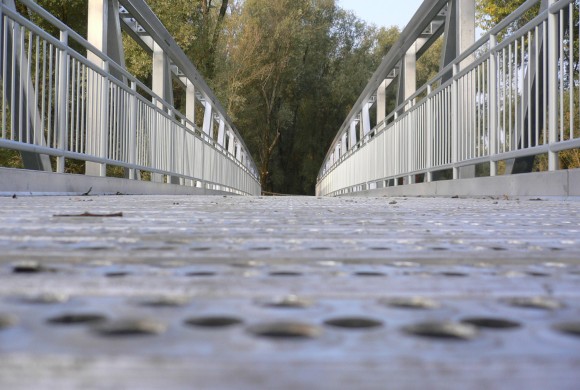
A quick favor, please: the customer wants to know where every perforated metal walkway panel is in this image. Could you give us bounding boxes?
[0,195,579,389]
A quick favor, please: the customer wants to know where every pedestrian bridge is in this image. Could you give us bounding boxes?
[0,1,579,389]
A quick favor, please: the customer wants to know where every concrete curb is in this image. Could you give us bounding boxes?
[340,169,580,199]
[0,167,236,196]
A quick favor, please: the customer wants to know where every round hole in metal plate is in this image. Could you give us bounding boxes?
[553,322,580,337]
[47,313,107,325]
[269,271,303,277]
[0,314,18,329]
[440,271,469,277]
[258,295,313,309]
[94,319,166,336]
[526,271,551,277]
[504,297,562,310]
[186,271,217,277]
[140,296,190,307]
[381,297,440,309]
[105,272,130,278]
[12,261,46,274]
[461,317,521,329]
[185,316,243,328]
[324,317,383,329]
[249,322,321,339]
[85,246,112,251]
[403,321,478,340]
[354,271,386,277]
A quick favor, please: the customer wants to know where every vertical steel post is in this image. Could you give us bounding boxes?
[152,42,170,108]
[169,108,177,181]
[399,43,417,107]
[152,42,170,182]
[98,61,109,177]
[128,81,137,179]
[452,63,459,179]
[489,34,498,176]
[151,96,159,180]
[217,118,225,146]
[457,0,475,178]
[0,3,5,140]
[349,121,357,150]
[457,0,475,70]
[235,143,241,161]
[362,102,371,137]
[185,80,195,130]
[426,85,433,182]
[377,80,387,124]
[547,0,558,171]
[184,80,195,185]
[203,100,213,138]
[228,132,235,155]
[56,31,68,173]
[200,131,206,188]
[86,0,107,176]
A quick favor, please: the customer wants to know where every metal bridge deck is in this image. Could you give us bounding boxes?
[0,195,579,389]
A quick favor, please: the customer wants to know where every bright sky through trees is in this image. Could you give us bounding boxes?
[337,0,425,29]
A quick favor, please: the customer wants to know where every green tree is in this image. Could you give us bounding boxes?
[476,0,532,36]
[123,0,230,84]
[215,1,397,193]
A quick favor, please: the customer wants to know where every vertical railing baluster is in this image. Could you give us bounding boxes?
[569,2,574,142]
[452,64,459,179]
[56,31,68,173]
[489,34,498,176]
[128,82,137,180]
[1,7,7,140]
[99,61,109,176]
[548,0,558,170]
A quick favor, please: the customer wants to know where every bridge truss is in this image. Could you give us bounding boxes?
[0,0,260,195]
[317,0,580,197]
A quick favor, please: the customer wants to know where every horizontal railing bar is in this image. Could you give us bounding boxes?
[489,146,550,162]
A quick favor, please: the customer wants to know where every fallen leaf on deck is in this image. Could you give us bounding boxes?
[53,212,123,217]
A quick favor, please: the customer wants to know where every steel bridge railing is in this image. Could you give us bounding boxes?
[317,0,580,197]
[0,0,261,196]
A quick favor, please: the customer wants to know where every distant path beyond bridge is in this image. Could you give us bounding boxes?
[0,195,579,389]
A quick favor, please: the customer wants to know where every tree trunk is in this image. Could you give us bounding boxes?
[206,0,229,79]
[259,130,281,189]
